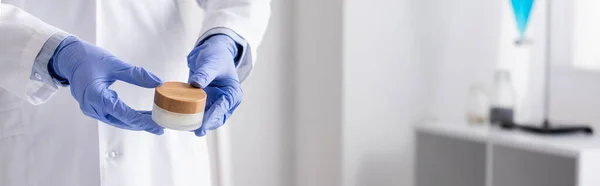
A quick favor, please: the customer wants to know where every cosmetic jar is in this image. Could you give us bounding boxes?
[152,82,206,131]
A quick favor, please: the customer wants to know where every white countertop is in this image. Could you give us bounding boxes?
[416,122,600,157]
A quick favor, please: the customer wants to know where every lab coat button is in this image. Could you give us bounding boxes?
[106,151,117,159]
[34,73,42,80]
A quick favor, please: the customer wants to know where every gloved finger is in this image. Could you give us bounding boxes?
[84,106,145,131]
[188,59,221,88]
[106,111,164,135]
[194,79,242,136]
[105,115,144,131]
[109,58,163,88]
[195,96,228,137]
[202,86,226,110]
[139,110,152,115]
[138,110,165,134]
[218,78,243,112]
[101,89,164,135]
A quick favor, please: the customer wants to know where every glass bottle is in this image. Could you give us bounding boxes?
[489,70,516,125]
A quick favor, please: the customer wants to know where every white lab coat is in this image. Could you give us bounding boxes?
[0,0,270,186]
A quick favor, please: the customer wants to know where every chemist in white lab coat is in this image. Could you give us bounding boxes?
[0,0,270,186]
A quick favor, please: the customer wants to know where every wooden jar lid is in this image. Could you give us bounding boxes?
[154,82,207,114]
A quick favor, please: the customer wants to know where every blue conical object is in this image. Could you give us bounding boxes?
[511,0,534,38]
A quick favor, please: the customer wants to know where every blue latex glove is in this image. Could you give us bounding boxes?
[188,35,242,137]
[49,36,164,135]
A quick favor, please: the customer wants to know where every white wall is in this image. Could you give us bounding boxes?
[293,0,343,185]
[225,0,294,185]
[293,0,418,186]
[411,0,503,122]
[548,0,600,126]
[343,0,418,186]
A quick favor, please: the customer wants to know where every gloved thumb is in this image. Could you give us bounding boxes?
[112,59,163,88]
[188,61,220,88]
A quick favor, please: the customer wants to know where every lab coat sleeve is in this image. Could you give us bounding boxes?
[196,0,271,82]
[0,4,71,105]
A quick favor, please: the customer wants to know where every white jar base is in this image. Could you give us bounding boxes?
[152,103,204,131]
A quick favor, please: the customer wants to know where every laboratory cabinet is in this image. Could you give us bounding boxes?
[415,122,600,186]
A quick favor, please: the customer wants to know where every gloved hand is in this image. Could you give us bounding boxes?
[188,35,242,137]
[49,36,164,135]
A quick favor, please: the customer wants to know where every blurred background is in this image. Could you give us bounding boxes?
[215,0,600,186]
